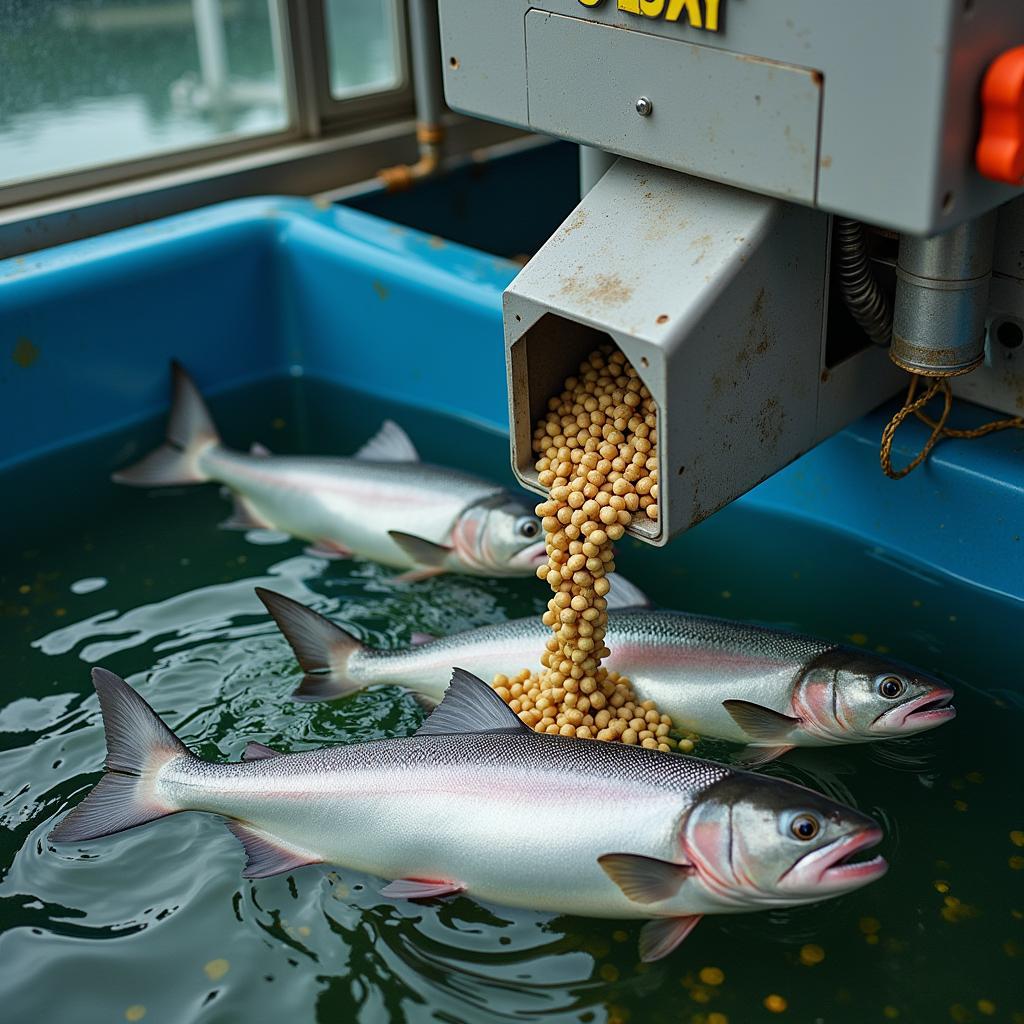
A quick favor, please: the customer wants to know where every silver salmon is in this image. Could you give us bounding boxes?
[257,590,955,761]
[50,667,886,962]
[112,364,547,580]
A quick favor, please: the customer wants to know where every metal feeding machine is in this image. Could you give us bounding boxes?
[435,0,1024,543]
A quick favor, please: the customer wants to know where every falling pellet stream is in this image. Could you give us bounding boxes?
[491,345,693,751]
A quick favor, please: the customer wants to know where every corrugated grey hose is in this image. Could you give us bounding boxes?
[836,218,892,346]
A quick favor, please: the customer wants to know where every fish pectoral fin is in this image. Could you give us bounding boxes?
[391,566,447,583]
[598,853,694,904]
[241,741,282,761]
[305,540,354,559]
[354,420,420,462]
[225,821,322,879]
[638,915,703,962]
[249,441,272,457]
[408,692,438,714]
[388,531,452,571]
[416,668,529,737]
[380,878,465,900]
[220,494,272,531]
[721,699,801,743]
[605,574,652,611]
[409,631,437,646]
[735,744,795,767]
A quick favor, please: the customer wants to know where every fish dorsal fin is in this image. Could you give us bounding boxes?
[354,420,420,462]
[416,668,529,737]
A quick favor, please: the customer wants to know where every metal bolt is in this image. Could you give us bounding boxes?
[635,96,653,117]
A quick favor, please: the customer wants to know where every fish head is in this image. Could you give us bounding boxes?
[794,648,955,741]
[681,774,887,907]
[451,496,547,576]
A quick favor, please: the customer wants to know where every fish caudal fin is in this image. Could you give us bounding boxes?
[49,669,192,844]
[112,362,220,486]
[255,588,367,702]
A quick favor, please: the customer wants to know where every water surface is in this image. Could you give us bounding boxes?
[1,377,1021,1023]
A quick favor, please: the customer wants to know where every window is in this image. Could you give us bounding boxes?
[0,0,294,189]
[324,0,402,100]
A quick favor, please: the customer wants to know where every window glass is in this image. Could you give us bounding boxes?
[324,0,401,100]
[0,0,289,188]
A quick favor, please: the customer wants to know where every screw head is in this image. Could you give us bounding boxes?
[635,96,653,117]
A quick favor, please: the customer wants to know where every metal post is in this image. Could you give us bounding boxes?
[193,0,230,115]
[579,146,615,196]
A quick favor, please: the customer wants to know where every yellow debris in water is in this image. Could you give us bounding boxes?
[953,801,968,812]
[1009,855,1024,870]
[491,346,689,748]
[699,966,725,986]
[125,1007,146,1022]
[950,1006,971,1024]
[708,1014,729,1024]
[689,987,712,1004]
[799,943,825,966]
[849,632,868,646]
[965,771,983,784]
[203,958,230,981]
[763,993,788,1013]
[18,584,30,594]
[934,881,950,893]
[1011,830,1024,848]
[858,916,881,935]
[977,1000,996,1016]
[599,963,619,983]
[883,1008,900,1019]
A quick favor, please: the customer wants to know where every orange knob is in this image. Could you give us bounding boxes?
[976,45,1024,185]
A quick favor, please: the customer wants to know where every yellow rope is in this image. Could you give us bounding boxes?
[880,374,1024,480]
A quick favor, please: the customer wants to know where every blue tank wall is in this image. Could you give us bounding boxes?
[1,157,1021,602]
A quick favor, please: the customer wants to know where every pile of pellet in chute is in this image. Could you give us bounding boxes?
[491,345,696,753]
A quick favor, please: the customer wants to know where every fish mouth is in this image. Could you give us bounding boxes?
[875,688,956,732]
[525,544,548,568]
[818,828,888,888]
[782,827,887,894]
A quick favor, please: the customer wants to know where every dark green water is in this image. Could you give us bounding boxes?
[1,377,1022,1024]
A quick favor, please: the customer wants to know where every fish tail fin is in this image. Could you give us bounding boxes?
[49,668,193,844]
[112,362,220,486]
[255,588,367,702]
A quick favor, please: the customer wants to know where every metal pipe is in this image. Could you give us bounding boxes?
[192,0,229,107]
[835,218,892,346]
[891,212,998,376]
[378,0,446,191]
[579,146,616,196]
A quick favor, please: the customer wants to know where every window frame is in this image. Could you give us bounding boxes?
[0,0,416,210]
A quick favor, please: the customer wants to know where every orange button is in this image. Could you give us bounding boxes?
[976,45,1024,185]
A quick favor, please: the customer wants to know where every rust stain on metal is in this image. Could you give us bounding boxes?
[689,233,713,265]
[656,314,669,324]
[820,154,833,169]
[756,396,786,449]
[558,271,633,310]
[563,209,587,235]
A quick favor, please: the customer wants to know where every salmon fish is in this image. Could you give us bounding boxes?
[112,364,547,580]
[50,668,887,961]
[256,590,955,762]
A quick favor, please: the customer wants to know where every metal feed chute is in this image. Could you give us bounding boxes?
[438,0,1024,541]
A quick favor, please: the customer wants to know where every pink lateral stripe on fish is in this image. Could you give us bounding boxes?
[111,362,547,580]
[50,667,886,962]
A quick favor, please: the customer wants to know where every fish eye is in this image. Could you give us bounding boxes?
[516,516,540,539]
[790,813,820,841]
[876,674,906,699]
